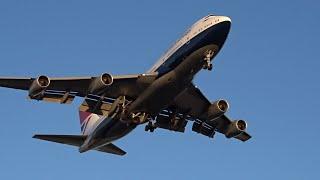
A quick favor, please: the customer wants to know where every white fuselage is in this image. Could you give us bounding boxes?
[148,15,231,73]
[80,15,232,152]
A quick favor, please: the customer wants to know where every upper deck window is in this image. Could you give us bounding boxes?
[203,14,214,22]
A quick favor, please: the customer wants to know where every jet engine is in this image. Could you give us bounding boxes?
[207,99,229,119]
[28,75,50,99]
[88,73,113,94]
[225,120,247,138]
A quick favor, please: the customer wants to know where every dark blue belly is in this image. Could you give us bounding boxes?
[156,21,231,75]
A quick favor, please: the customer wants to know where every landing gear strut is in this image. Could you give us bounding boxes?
[145,121,156,132]
[203,50,214,71]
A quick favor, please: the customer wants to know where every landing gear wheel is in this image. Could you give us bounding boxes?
[145,121,155,132]
[203,65,208,70]
[145,125,150,132]
[203,62,212,71]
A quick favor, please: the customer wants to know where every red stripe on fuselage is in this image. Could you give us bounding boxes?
[79,111,92,125]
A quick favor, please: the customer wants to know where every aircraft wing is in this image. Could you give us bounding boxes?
[0,73,157,104]
[168,84,251,141]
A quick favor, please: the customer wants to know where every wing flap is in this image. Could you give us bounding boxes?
[79,96,113,116]
[155,112,188,133]
[30,91,76,104]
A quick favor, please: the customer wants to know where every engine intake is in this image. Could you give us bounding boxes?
[88,73,113,94]
[207,99,229,119]
[28,75,50,99]
[225,120,247,138]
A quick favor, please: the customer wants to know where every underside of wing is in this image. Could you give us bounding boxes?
[168,84,252,141]
[147,85,209,133]
[0,73,157,104]
[172,84,211,118]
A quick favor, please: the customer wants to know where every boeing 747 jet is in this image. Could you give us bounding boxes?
[0,15,251,155]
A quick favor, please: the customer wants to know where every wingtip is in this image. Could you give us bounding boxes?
[32,134,46,139]
[32,134,39,139]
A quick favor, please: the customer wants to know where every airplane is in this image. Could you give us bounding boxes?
[0,14,251,156]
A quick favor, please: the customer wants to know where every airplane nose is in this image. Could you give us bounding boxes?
[215,16,231,33]
[218,16,232,23]
[210,17,231,48]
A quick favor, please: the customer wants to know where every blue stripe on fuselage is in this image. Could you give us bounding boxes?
[153,21,231,75]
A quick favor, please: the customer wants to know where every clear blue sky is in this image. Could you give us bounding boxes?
[0,0,319,179]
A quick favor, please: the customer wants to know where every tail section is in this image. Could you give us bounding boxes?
[96,143,126,155]
[33,134,86,146]
[33,134,126,156]
[79,111,100,135]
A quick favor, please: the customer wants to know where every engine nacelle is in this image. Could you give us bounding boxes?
[28,75,50,99]
[207,99,229,119]
[88,73,113,94]
[225,120,247,138]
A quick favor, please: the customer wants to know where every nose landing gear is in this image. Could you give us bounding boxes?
[203,49,215,71]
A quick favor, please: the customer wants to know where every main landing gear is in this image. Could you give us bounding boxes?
[145,121,156,132]
[130,112,148,124]
[203,49,215,71]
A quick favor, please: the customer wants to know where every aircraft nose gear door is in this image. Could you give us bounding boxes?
[203,49,215,71]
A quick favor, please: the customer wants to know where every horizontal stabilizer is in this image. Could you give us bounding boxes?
[33,134,86,147]
[96,143,126,156]
[33,134,126,156]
